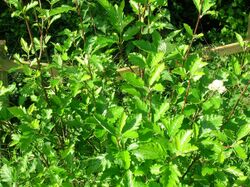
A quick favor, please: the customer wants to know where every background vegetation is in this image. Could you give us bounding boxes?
[0,0,249,186]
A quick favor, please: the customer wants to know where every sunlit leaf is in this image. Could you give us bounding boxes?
[154,100,170,122]
[122,72,144,88]
[149,63,165,86]
[237,123,250,141]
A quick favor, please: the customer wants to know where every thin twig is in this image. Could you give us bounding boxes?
[226,80,250,122]
[182,0,204,112]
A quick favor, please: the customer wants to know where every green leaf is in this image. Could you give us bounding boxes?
[149,63,165,86]
[154,100,170,122]
[133,142,166,160]
[24,1,38,12]
[150,164,163,175]
[161,70,173,82]
[122,72,145,88]
[121,84,141,97]
[8,106,26,119]
[192,0,201,12]
[233,60,241,75]
[189,56,207,81]
[6,0,21,9]
[183,23,193,36]
[118,112,127,134]
[128,53,146,68]
[133,40,156,53]
[173,130,198,155]
[236,123,250,141]
[201,115,223,129]
[160,163,181,187]
[93,114,116,135]
[235,32,244,48]
[202,166,215,176]
[49,5,75,17]
[224,166,244,177]
[123,25,140,41]
[124,170,134,187]
[122,114,142,139]
[234,145,247,160]
[172,67,187,79]
[0,164,13,183]
[202,0,215,15]
[163,115,185,138]
[116,150,131,169]
[20,38,29,54]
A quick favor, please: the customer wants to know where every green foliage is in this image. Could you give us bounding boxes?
[0,0,249,186]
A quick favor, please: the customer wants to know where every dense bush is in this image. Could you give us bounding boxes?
[0,0,249,186]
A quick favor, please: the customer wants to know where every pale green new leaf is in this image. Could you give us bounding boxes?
[149,63,165,86]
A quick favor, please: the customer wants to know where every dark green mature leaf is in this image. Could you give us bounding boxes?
[123,25,141,41]
[122,72,144,88]
[133,40,156,53]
